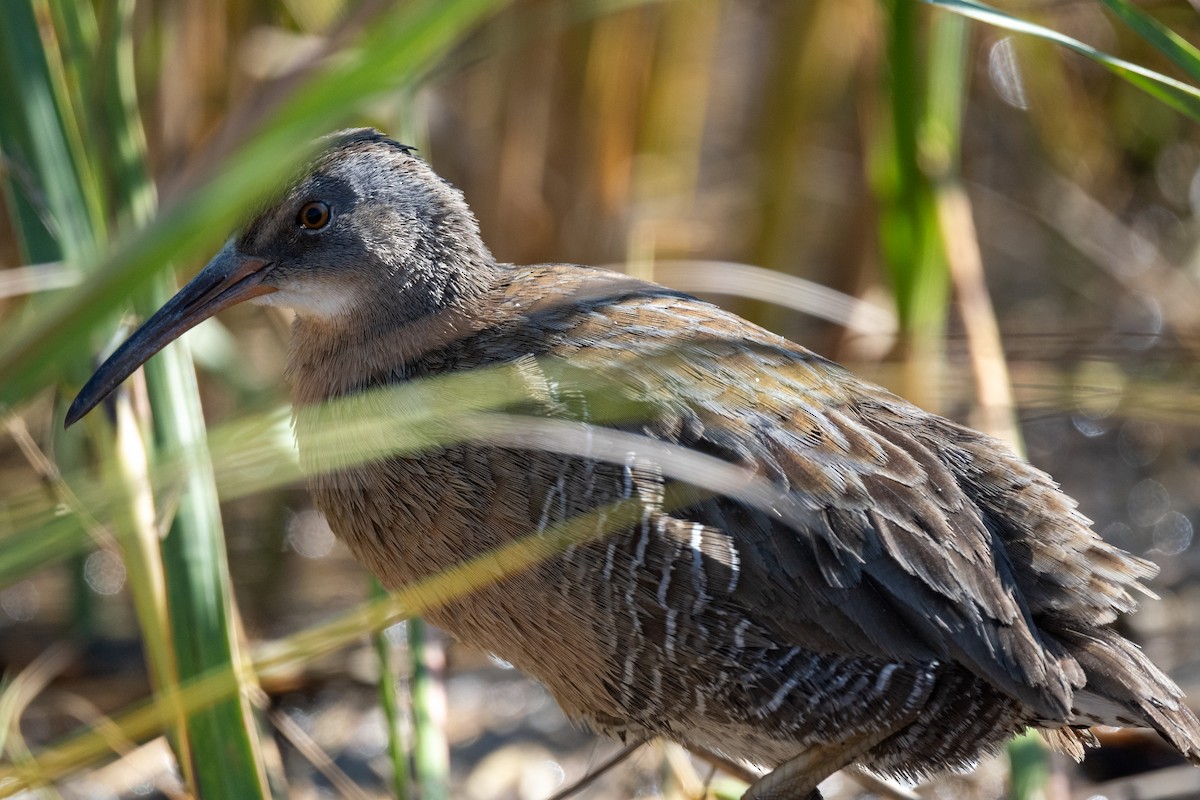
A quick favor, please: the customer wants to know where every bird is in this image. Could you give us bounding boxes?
[66,128,1200,799]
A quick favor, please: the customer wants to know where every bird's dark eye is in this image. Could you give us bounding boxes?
[298,201,331,231]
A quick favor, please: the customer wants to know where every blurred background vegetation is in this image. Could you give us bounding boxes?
[2,0,1200,798]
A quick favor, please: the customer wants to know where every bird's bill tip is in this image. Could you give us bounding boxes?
[64,249,276,428]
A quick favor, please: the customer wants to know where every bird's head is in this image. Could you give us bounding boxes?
[65,128,496,427]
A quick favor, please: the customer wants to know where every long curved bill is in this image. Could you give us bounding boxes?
[65,245,276,428]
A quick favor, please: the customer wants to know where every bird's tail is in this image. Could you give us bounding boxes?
[1046,624,1200,764]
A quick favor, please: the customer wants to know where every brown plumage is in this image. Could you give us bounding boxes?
[67,129,1200,799]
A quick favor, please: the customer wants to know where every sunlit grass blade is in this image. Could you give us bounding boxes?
[1095,0,1200,86]
[0,516,92,588]
[0,644,76,798]
[636,260,897,338]
[923,0,1200,122]
[102,396,195,787]
[0,263,79,298]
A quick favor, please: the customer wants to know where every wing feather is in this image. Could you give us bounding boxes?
[491,269,1159,721]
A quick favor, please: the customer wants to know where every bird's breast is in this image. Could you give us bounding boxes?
[297,431,634,721]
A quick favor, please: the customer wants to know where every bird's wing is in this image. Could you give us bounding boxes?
[523,284,1154,719]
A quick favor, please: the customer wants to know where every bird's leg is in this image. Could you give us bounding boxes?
[740,734,874,799]
[739,738,850,799]
[742,711,921,800]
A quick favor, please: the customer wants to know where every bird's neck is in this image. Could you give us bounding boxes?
[285,274,505,407]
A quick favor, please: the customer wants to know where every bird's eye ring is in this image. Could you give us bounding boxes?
[298,201,332,231]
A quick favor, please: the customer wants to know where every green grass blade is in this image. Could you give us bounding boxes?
[43,0,109,240]
[923,0,1200,121]
[885,0,941,315]
[0,78,58,265]
[873,0,948,406]
[96,0,274,794]
[1008,730,1052,800]
[371,579,412,800]
[407,617,449,800]
[0,516,90,588]
[1095,0,1200,86]
[0,0,97,267]
[923,7,968,173]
